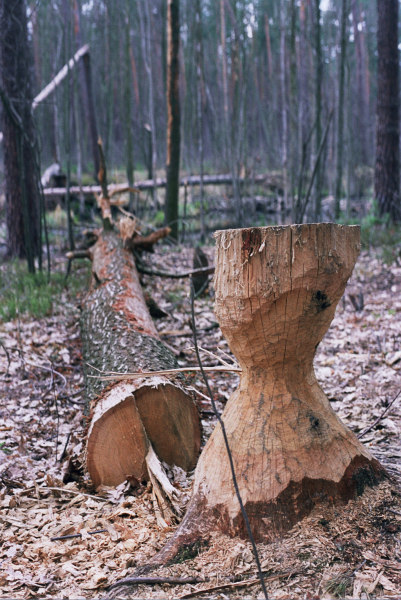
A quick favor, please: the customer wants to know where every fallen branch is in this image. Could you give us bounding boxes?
[178,572,292,599]
[109,576,204,591]
[137,264,215,279]
[65,249,91,260]
[42,486,108,502]
[32,45,89,107]
[357,390,401,439]
[109,185,140,199]
[127,226,172,252]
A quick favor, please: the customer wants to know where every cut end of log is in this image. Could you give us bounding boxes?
[86,379,201,489]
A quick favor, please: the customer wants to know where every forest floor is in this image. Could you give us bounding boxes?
[0,239,401,599]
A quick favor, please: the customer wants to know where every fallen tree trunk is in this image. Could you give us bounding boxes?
[42,172,284,198]
[82,230,201,489]
[142,223,386,568]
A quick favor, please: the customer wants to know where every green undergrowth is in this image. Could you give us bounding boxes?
[0,259,90,322]
[340,205,401,265]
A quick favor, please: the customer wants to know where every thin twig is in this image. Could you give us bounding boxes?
[187,345,235,368]
[109,576,204,590]
[190,282,269,600]
[50,362,60,462]
[59,432,71,462]
[24,358,67,388]
[41,486,108,502]
[87,365,241,381]
[50,529,107,541]
[65,249,91,260]
[357,390,401,438]
[178,572,290,599]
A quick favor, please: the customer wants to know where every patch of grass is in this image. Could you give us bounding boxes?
[340,202,401,264]
[0,260,90,322]
[324,570,353,598]
[154,210,165,227]
[167,539,209,565]
[0,442,13,455]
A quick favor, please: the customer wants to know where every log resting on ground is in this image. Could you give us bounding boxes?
[82,230,201,489]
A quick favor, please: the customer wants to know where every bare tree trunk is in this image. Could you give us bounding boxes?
[73,69,85,217]
[335,0,348,220]
[296,0,311,221]
[124,0,135,212]
[375,0,400,221]
[62,0,75,252]
[195,0,205,240]
[165,0,181,240]
[313,0,323,221]
[220,0,229,167]
[139,0,157,207]
[279,0,288,213]
[351,0,369,170]
[0,0,41,270]
[264,14,273,81]
[82,52,100,181]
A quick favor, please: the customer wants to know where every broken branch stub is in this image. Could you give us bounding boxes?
[155,224,386,558]
[83,231,200,488]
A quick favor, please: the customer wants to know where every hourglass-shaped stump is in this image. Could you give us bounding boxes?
[171,223,385,550]
[138,224,386,572]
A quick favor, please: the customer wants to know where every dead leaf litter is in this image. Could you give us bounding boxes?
[0,245,400,599]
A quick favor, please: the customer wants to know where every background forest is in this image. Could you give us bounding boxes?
[0,0,395,242]
[1,3,401,598]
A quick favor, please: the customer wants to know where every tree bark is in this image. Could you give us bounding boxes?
[352,0,370,170]
[165,0,181,240]
[279,0,288,213]
[374,0,400,222]
[82,230,201,489]
[149,224,385,564]
[313,0,322,221]
[124,0,135,212]
[0,0,41,270]
[335,0,348,220]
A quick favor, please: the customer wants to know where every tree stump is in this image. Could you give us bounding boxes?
[82,230,201,489]
[155,224,385,557]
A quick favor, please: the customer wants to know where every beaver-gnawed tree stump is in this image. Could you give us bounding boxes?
[149,224,385,563]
